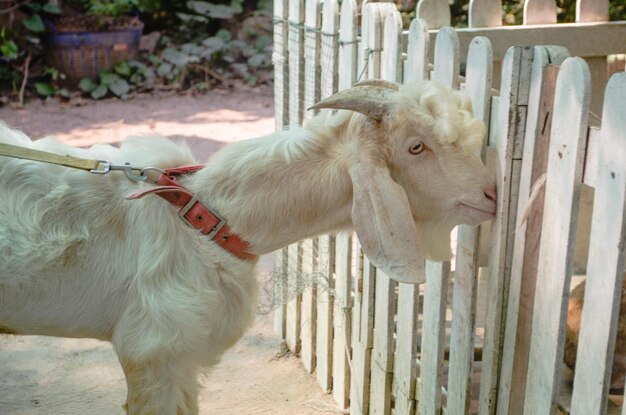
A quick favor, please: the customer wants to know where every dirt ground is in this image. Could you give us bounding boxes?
[0,88,343,415]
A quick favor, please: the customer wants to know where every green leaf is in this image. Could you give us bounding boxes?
[247,54,265,68]
[157,62,173,78]
[114,62,132,77]
[56,88,70,98]
[35,82,55,97]
[109,78,130,97]
[79,78,98,93]
[215,29,232,42]
[181,43,204,56]
[163,48,190,66]
[0,40,18,60]
[91,84,109,100]
[23,15,45,33]
[201,37,225,55]
[43,2,62,14]
[176,12,208,23]
[99,72,119,86]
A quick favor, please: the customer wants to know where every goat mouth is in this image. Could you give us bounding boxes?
[457,202,496,219]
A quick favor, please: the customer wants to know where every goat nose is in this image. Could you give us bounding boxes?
[484,185,497,202]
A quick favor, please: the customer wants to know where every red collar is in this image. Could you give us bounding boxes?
[128,165,256,262]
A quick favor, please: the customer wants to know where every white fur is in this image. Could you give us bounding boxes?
[0,80,495,414]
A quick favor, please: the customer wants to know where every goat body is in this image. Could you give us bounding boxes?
[0,81,496,414]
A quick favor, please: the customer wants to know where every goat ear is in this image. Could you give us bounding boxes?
[308,85,394,122]
[349,162,425,284]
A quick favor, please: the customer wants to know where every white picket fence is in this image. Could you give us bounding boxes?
[271,1,626,414]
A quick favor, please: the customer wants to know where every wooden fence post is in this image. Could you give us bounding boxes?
[446,35,493,415]
[523,57,591,414]
[478,45,534,415]
[570,72,626,415]
[272,0,289,340]
[497,45,569,415]
[405,18,430,82]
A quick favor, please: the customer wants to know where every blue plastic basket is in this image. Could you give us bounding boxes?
[45,25,143,85]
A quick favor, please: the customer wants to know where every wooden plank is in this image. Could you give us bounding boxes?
[288,0,305,127]
[369,272,397,415]
[497,46,568,415]
[523,0,556,25]
[303,0,322,121]
[338,0,358,90]
[363,3,396,81]
[274,248,287,339]
[272,0,289,130]
[316,234,334,391]
[523,57,591,414]
[416,0,451,29]
[446,35,493,415]
[576,0,609,22]
[405,18,430,83]
[381,10,403,83]
[421,22,626,62]
[432,27,460,89]
[300,238,316,373]
[286,242,302,353]
[333,233,352,409]
[272,0,289,340]
[351,257,376,415]
[418,260,451,414]
[393,283,420,415]
[478,45,534,415]
[468,0,503,28]
[570,72,626,415]
[320,0,339,98]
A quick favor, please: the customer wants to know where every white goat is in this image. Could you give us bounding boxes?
[0,80,496,414]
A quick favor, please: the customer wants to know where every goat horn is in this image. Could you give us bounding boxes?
[353,79,400,91]
[308,85,394,122]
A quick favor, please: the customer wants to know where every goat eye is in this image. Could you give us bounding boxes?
[409,142,426,155]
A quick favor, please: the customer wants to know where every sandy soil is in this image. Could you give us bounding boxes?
[0,88,343,415]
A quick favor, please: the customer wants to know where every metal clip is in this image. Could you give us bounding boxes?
[90,161,148,182]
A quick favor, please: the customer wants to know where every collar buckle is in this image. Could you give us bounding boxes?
[178,195,227,239]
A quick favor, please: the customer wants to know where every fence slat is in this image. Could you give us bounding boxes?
[333,233,352,409]
[300,238,316,373]
[338,0,358,91]
[320,0,339,98]
[576,0,609,22]
[446,36,493,415]
[393,283,420,415]
[369,272,397,415]
[381,11,403,83]
[478,45,534,415]
[350,256,376,415]
[497,46,569,415]
[303,0,322,121]
[288,0,304,127]
[432,27,460,89]
[416,0,451,29]
[419,260,451,414]
[316,234,334,391]
[523,0,557,25]
[272,0,289,340]
[298,0,322,374]
[570,72,626,415]
[523,57,591,414]
[286,242,302,353]
[469,0,503,28]
[405,18,430,83]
